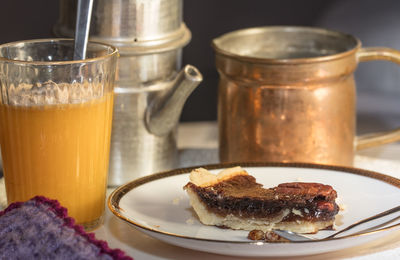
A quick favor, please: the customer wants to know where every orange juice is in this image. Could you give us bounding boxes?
[0,93,114,228]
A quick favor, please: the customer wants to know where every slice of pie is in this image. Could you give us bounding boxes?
[183,166,339,234]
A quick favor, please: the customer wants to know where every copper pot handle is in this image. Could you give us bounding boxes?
[355,47,400,150]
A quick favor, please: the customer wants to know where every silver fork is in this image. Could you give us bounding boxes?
[273,205,400,242]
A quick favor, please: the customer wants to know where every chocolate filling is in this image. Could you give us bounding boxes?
[185,175,339,222]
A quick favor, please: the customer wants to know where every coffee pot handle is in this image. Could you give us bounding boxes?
[355,47,400,150]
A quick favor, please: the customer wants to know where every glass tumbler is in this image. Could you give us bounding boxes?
[0,39,118,230]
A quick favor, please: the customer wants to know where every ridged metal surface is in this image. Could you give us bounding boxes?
[55,0,202,186]
[54,0,188,52]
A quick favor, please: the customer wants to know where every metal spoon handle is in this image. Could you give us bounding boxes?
[73,0,94,60]
[274,205,400,242]
[273,230,314,242]
[326,204,400,239]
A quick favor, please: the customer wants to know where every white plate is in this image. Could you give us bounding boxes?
[108,162,400,257]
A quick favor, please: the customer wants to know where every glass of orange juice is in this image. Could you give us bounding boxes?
[0,39,118,230]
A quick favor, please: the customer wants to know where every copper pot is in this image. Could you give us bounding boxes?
[213,26,400,166]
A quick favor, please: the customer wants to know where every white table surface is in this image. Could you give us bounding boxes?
[1,121,400,259]
[95,121,400,260]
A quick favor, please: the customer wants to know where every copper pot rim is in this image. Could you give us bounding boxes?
[211,26,362,65]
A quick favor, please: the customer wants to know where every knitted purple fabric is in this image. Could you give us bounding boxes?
[0,196,132,260]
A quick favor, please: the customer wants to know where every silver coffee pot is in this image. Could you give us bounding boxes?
[54,0,202,186]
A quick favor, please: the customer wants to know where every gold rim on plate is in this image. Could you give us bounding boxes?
[108,162,400,244]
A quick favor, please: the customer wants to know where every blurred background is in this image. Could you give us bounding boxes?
[0,0,399,129]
